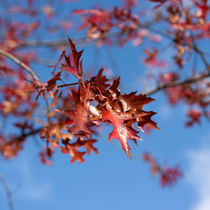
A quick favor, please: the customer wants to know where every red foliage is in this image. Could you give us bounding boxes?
[102,103,141,159]
[22,38,158,163]
[143,153,183,187]
[39,147,53,166]
[160,167,183,187]
[194,0,210,21]
[0,0,209,190]
[60,38,83,79]
[186,109,202,127]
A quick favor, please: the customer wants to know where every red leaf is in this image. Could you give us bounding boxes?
[137,111,159,131]
[46,71,62,91]
[39,148,53,166]
[194,0,210,20]
[186,109,202,127]
[82,139,98,154]
[160,167,183,187]
[27,0,34,7]
[55,104,92,134]
[120,93,155,111]
[50,50,66,74]
[143,152,183,187]
[60,38,84,79]
[70,149,86,163]
[61,145,86,163]
[102,104,141,159]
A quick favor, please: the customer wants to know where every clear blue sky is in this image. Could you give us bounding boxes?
[1,1,210,210]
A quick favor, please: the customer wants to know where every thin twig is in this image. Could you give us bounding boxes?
[6,128,42,144]
[19,37,96,48]
[17,33,117,48]
[0,173,14,210]
[58,82,79,88]
[17,128,42,140]
[0,49,40,81]
[145,72,210,96]
[104,46,120,75]
[193,45,210,71]
[202,107,210,122]
[19,39,69,48]
[45,97,52,125]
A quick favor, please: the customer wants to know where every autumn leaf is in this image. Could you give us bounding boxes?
[39,147,53,166]
[137,111,159,132]
[42,5,54,19]
[60,38,84,79]
[55,104,92,134]
[50,50,66,74]
[185,109,202,127]
[143,152,183,187]
[120,92,155,111]
[60,139,88,163]
[102,103,141,159]
[46,71,62,91]
[89,68,110,95]
[160,167,183,187]
[82,139,98,154]
[194,0,210,21]
[60,145,86,163]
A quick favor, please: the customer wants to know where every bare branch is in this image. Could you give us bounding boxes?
[58,82,79,88]
[0,49,40,81]
[193,45,210,71]
[3,128,42,146]
[18,36,106,48]
[145,72,210,96]
[0,173,14,210]
[17,128,42,140]
[202,107,210,122]
[16,31,120,49]
[19,39,69,48]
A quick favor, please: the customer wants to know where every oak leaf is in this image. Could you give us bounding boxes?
[60,38,83,79]
[102,104,141,159]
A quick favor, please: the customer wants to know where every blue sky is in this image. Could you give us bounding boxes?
[1,1,210,210]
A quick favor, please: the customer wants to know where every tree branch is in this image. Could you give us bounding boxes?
[193,44,210,71]
[145,72,210,96]
[17,31,121,49]
[58,82,79,88]
[18,36,107,48]
[18,128,42,140]
[0,49,40,81]
[4,128,42,146]
[19,39,69,48]
[0,173,14,210]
